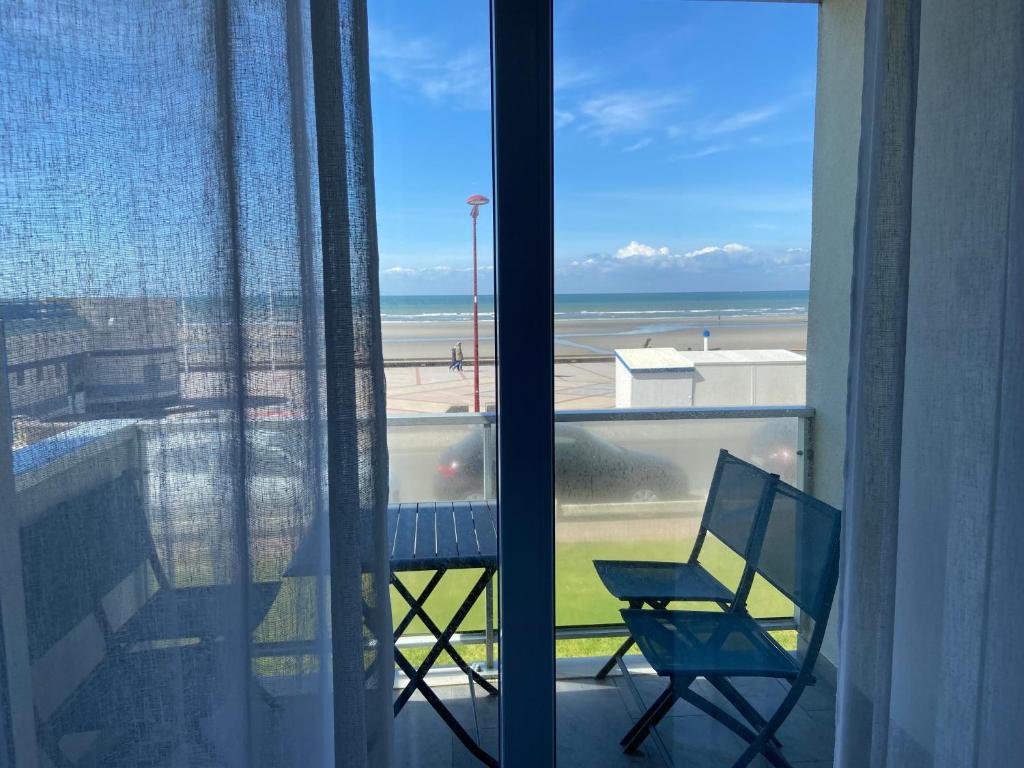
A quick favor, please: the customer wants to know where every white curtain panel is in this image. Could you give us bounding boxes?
[0,1,392,766]
[837,0,1024,765]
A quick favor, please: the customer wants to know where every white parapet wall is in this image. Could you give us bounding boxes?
[615,348,806,408]
[687,350,806,407]
[614,348,695,408]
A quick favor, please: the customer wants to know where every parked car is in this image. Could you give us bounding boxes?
[434,423,687,503]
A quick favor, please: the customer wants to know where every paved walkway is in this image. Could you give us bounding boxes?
[385,361,615,414]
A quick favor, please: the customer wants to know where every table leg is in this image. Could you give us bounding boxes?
[484,580,495,670]
[393,569,446,639]
[394,650,497,768]
[394,568,496,713]
[392,570,499,696]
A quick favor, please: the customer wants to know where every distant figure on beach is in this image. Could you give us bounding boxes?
[449,345,458,371]
[455,342,464,371]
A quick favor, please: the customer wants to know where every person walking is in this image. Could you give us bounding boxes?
[449,345,457,371]
[455,341,465,371]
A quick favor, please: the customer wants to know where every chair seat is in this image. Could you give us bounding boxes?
[594,560,734,604]
[48,644,219,738]
[113,582,281,645]
[622,609,800,680]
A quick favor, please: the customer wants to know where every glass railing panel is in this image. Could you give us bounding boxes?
[386,417,494,503]
[554,415,801,640]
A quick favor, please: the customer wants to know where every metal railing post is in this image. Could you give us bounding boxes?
[796,412,814,492]
[485,578,495,671]
[482,419,495,498]
[482,419,496,669]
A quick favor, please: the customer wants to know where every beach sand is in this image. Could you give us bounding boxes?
[180,315,806,414]
[382,314,807,361]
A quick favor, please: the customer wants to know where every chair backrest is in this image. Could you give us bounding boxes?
[693,449,779,562]
[753,480,841,623]
[20,470,153,663]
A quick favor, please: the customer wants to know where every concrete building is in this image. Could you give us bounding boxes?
[0,302,88,420]
[66,298,181,412]
[685,349,806,407]
[614,348,695,408]
[1,298,182,421]
[615,347,806,409]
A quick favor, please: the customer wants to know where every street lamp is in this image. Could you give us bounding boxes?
[466,194,489,412]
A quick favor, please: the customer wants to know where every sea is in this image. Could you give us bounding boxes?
[180,290,808,325]
[379,291,808,323]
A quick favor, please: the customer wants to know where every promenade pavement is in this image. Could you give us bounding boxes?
[385,361,615,414]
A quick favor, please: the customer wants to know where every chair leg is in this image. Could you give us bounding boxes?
[622,680,686,754]
[620,685,674,746]
[708,675,783,749]
[730,683,806,768]
[595,635,635,680]
[676,685,794,768]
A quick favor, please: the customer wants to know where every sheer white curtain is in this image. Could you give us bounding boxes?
[837,0,1024,765]
[0,1,392,766]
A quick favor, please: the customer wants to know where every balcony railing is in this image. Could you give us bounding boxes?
[10,404,813,676]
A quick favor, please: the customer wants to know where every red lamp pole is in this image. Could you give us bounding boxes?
[466,194,489,412]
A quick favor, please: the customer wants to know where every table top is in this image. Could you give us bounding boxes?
[285,501,497,577]
[389,500,497,571]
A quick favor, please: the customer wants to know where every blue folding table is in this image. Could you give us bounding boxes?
[287,500,498,766]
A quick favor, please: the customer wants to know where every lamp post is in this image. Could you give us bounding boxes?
[466,194,489,412]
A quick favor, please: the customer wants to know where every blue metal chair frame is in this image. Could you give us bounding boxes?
[619,480,842,768]
[592,449,778,680]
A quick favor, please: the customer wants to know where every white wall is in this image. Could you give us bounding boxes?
[805,0,866,671]
[615,360,694,408]
[691,364,805,407]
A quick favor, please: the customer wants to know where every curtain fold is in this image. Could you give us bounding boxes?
[0,1,392,766]
[835,0,919,764]
[837,0,1024,765]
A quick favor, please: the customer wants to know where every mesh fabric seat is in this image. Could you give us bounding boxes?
[593,560,733,605]
[621,609,799,680]
[48,643,219,737]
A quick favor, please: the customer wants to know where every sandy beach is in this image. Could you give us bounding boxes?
[382,314,807,362]
[181,310,806,414]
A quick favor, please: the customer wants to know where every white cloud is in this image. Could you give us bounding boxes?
[578,91,683,138]
[554,110,576,130]
[554,60,599,92]
[370,29,490,110]
[382,264,493,278]
[705,103,786,136]
[722,243,753,254]
[562,241,809,276]
[669,85,813,143]
[616,241,670,259]
[622,138,653,153]
[672,144,730,161]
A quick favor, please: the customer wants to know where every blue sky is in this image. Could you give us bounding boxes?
[370,0,819,295]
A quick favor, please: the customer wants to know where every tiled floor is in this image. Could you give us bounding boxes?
[394,667,836,768]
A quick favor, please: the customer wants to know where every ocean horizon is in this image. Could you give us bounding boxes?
[173,289,808,325]
[378,290,809,323]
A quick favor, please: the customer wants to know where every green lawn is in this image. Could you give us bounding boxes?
[234,526,795,674]
[393,533,796,668]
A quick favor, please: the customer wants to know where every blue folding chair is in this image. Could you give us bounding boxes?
[593,450,779,680]
[619,480,841,768]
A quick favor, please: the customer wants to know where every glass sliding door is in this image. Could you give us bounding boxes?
[366,0,502,765]
[552,1,820,764]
